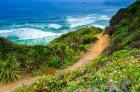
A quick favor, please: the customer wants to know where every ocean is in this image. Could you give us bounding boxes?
[0,1,134,45]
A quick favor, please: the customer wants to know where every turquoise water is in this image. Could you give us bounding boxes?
[0,1,134,45]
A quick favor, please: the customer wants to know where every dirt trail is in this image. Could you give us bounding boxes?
[0,33,110,92]
[66,33,110,71]
[0,76,39,92]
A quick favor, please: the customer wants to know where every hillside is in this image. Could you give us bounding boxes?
[107,1,140,53]
[0,32,110,92]
[0,27,103,84]
[13,1,140,92]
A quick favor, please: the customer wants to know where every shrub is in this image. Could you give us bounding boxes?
[0,59,22,84]
[0,26,102,74]
[33,76,63,92]
[13,86,31,92]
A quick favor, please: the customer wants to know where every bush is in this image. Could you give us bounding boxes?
[33,76,63,92]
[0,26,102,74]
[13,86,31,92]
[0,59,22,84]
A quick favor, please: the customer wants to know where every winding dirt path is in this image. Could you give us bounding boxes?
[0,33,110,92]
[66,33,110,71]
[0,76,39,92]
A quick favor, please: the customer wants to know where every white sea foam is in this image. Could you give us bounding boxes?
[11,24,48,29]
[100,15,111,20]
[0,30,13,34]
[67,16,96,28]
[26,24,47,29]
[48,24,62,29]
[0,14,111,45]
[67,14,110,28]
[0,28,61,40]
[92,24,106,29]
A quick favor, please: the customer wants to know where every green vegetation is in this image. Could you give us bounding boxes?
[0,27,102,83]
[108,1,140,54]
[14,86,31,92]
[13,49,140,92]
[13,1,140,92]
[0,59,22,84]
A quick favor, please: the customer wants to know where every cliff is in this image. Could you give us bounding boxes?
[107,1,140,54]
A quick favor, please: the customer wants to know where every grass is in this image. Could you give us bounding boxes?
[13,1,140,91]
[0,26,103,83]
[0,59,22,84]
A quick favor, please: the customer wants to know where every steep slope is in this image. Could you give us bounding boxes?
[0,33,110,92]
[0,27,102,76]
[13,1,140,92]
[107,1,140,54]
[66,33,110,71]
